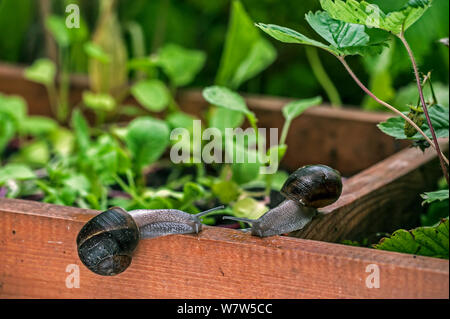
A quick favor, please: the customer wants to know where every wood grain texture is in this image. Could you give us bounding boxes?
[292,140,449,242]
[0,198,448,299]
[0,62,408,176]
[1,62,448,299]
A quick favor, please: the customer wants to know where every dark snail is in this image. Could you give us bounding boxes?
[224,165,343,237]
[77,206,224,276]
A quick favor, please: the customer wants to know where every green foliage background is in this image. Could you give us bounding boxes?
[0,0,448,105]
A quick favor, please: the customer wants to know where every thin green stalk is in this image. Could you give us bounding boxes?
[58,48,70,123]
[113,174,147,208]
[337,56,449,166]
[151,0,171,53]
[280,119,291,146]
[305,46,342,107]
[399,34,449,185]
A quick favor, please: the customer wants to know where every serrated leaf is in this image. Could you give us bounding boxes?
[320,0,432,35]
[282,97,322,122]
[24,59,56,87]
[375,218,449,259]
[378,105,449,140]
[203,86,251,115]
[421,190,450,205]
[306,11,369,49]
[131,80,170,112]
[157,43,206,87]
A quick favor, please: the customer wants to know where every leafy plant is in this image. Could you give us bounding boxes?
[375,218,449,259]
[257,0,449,185]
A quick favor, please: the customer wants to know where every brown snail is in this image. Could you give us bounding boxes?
[77,206,224,276]
[224,165,343,237]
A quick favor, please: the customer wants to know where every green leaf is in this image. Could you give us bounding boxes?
[82,91,116,112]
[203,86,251,115]
[216,0,272,89]
[125,117,170,173]
[0,114,15,154]
[131,80,170,112]
[224,133,261,185]
[320,0,433,35]
[84,42,111,64]
[231,39,277,89]
[306,11,369,49]
[232,197,269,221]
[0,93,27,123]
[71,109,91,153]
[45,15,70,47]
[19,116,58,136]
[183,182,205,202]
[157,43,206,87]
[49,128,74,156]
[212,180,241,204]
[0,164,36,185]
[421,190,450,205]
[24,59,56,87]
[256,23,333,53]
[421,200,449,227]
[166,112,198,132]
[375,218,449,259]
[16,140,50,166]
[378,105,449,140]
[282,97,322,122]
[209,108,245,135]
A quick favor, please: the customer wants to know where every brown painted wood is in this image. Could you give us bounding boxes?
[1,62,448,298]
[0,62,408,176]
[0,198,448,299]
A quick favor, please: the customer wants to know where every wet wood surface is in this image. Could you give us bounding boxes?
[0,62,448,299]
[0,198,448,299]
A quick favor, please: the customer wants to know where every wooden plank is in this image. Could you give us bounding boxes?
[292,140,449,242]
[0,62,409,176]
[0,198,448,299]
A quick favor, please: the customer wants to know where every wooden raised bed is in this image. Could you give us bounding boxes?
[0,62,448,299]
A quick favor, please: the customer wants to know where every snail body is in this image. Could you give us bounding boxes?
[77,206,224,276]
[224,165,342,237]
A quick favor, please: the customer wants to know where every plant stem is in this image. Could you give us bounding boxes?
[399,34,449,185]
[337,56,449,167]
[305,47,342,108]
[151,0,171,53]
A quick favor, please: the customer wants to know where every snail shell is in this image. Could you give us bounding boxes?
[76,207,139,276]
[281,165,343,209]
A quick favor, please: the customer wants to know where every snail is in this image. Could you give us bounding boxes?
[223,165,343,237]
[77,205,224,276]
